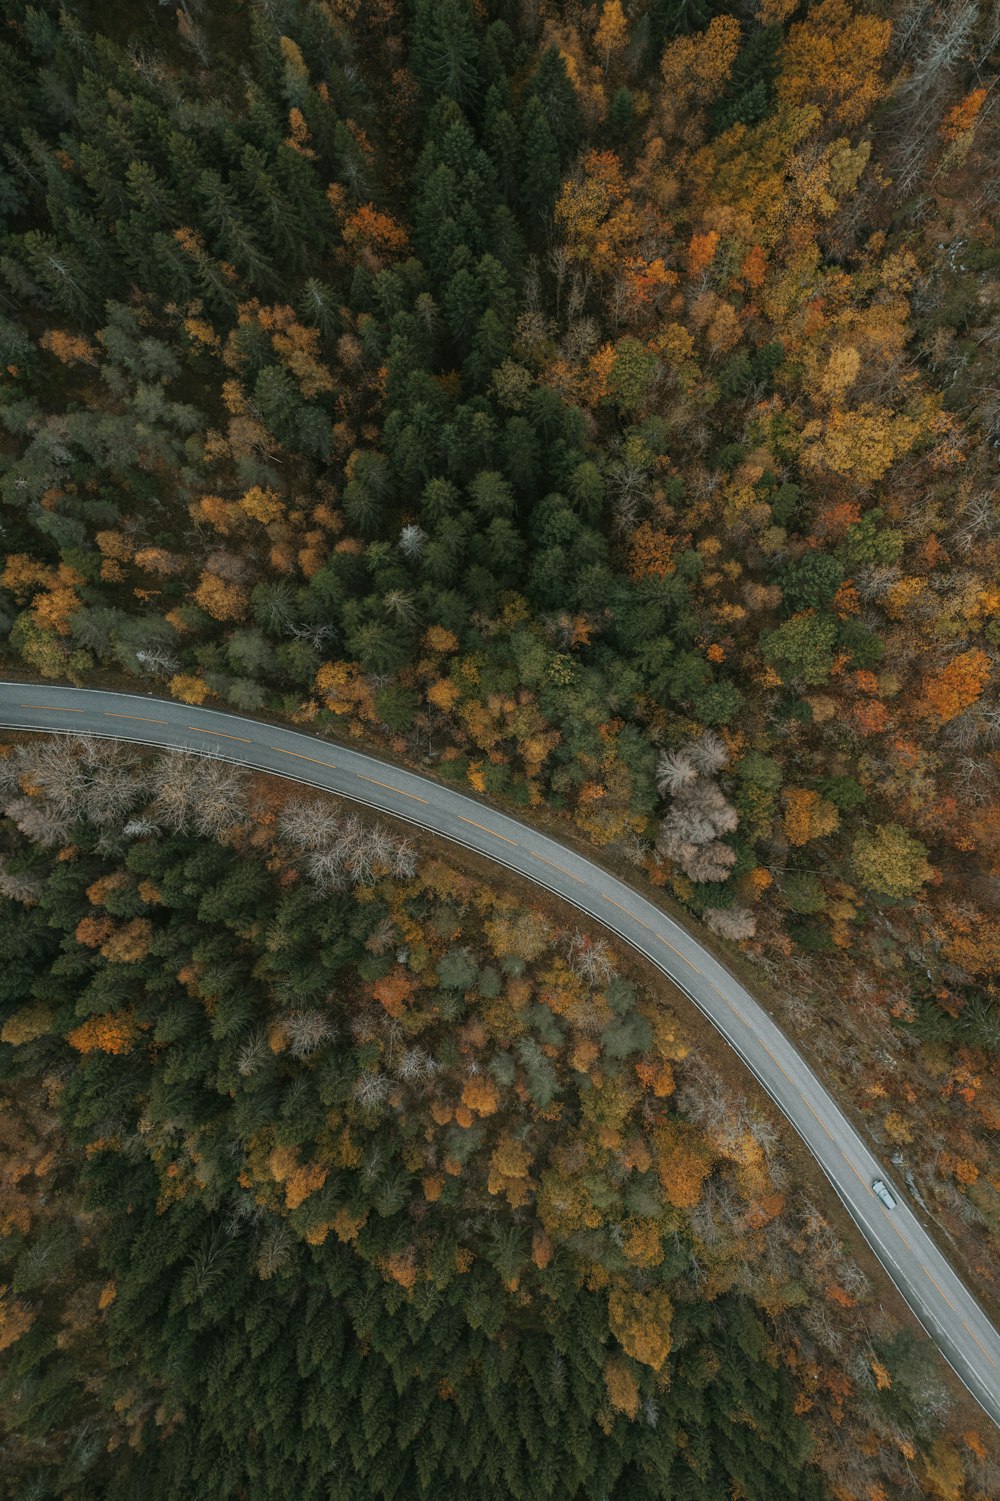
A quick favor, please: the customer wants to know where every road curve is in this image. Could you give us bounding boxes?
[1,680,998,1427]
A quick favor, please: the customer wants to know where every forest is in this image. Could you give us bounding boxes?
[1,732,996,1499]
[0,0,998,1495]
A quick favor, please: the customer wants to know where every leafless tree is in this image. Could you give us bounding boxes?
[398,524,427,561]
[236,1029,271,1079]
[123,817,160,838]
[566,930,618,985]
[278,796,343,850]
[255,1223,294,1280]
[657,826,737,883]
[687,730,729,777]
[283,1009,335,1059]
[303,846,348,892]
[655,749,697,797]
[394,1046,437,1083]
[354,1071,390,1111]
[365,917,397,955]
[703,905,756,941]
[149,747,247,835]
[3,794,73,846]
[135,646,180,676]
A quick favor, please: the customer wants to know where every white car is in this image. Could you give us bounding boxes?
[872,1178,897,1210]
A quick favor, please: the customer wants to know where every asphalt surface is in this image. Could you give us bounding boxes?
[1,680,998,1428]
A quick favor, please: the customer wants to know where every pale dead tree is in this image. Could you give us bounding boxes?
[3,794,73,847]
[367,823,395,869]
[801,1300,847,1358]
[123,817,160,838]
[10,735,87,815]
[953,755,993,804]
[135,646,179,676]
[398,523,427,561]
[283,1009,334,1059]
[894,1,978,99]
[303,846,348,892]
[951,490,998,556]
[615,831,650,868]
[391,838,417,879]
[687,730,729,777]
[278,796,343,851]
[236,1029,270,1078]
[840,1258,871,1303]
[394,1046,435,1083]
[255,1223,294,1281]
[382,589,419,628]
[854,564,899,603]
[0,855,44,903]
[561,316,600,364]
[889,0,934,64]
[675,1053,738,1140]
[660,805,716,846]
[224,1190,267,1239]
[655,749,697,797]
[353,1071,390,1110]
[657,828,737,884]
[350,1011,381,1046]
[365,917,397,955]
[193,757,251,839]
[148,749,208,831]
[698,780,739,834]
[702,905,756,941]
[565,269,591,324]
[566,930,618,985]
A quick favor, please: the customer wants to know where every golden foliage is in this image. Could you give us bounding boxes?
[461,1076,501,1116]
[776,0,891,128]
[782,787,840,846]
[100,918,153,965]
[39,328,98,365]
[193,572,249,622]
[654,1121,712,1208]
[608,1284,673,1371]
[919,649,991,725]
[169,674,209,706]
[67,1012,138,1056]
[603,1355,640,1419]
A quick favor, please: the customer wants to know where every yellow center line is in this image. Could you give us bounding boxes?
[20,704,83,712]
[760,1040,794,1085]
[187,726,252,744]
[881,1210,912,1251]
[457,815,518,846]
[923,1265,957,1312]
[799,1091,834,1141]
[104,713,168,725]
[656,933,702,975]
[531,851,581,880]
[963,1321,997,1367]
[842,1154,872,1193]
[356,773,428,804]
[271,746,338,770]
[602,895,630,914]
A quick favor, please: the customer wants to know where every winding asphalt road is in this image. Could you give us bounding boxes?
[1,680,998,1427]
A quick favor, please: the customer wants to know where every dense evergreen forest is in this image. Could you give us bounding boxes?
[1,0,999,1495]
[0,733,992,1499]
